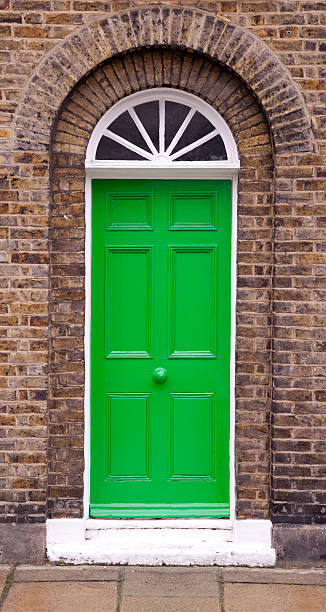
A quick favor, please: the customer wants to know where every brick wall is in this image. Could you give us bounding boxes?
[0,1,325,527]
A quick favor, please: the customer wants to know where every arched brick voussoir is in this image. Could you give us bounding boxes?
[14,4,312,153]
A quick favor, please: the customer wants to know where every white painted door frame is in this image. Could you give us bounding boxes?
[83,167,238,527]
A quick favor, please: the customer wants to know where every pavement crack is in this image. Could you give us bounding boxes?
[218,572,225,612]
[116,568,124,612]
[0,565,16,611]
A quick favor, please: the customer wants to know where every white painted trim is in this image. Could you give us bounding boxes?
[85,518,232,530]
[229,175,238,523]
[170,128,220,161]
[86,88,239,165]
[85,164,239,179]
[159,97,165,155]
[166,107,195,156]
[83,172,238,525]
[83,176,92,523]
[104,128,154,160]
[129,107,157,155]
[46,518,276,566]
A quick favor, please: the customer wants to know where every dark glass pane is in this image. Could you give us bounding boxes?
[134,101,159,152]
[165,101,190,150]
[175,134,227,161]
[172,111,215,154]
[108,111,151,152]
[96,135,147,160]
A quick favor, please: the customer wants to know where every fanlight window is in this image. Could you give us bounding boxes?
[87,89,239,167]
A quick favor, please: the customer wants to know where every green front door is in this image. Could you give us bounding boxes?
[90,179,231,518]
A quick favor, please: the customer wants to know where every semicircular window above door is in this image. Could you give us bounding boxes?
[87,88,239,166]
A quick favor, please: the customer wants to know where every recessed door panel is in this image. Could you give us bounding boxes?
[170,393,214,479]
[169,247,216,358]
[106,192,153,230]
[105,247,152,358]
[91,179,231,518]
[107,393,151,479]
[169,192,217,230]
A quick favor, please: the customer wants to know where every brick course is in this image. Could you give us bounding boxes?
[0,1,325,530]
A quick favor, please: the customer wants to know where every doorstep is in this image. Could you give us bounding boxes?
[46,518,276,567]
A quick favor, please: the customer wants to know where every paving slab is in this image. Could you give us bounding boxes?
[224,583,326,612]
[125,566,218,574]
[2,581,117,612]
[14,564,120,582]
[123,567,219,596]
[121,596,220,611]
[222,567,326,585]
[0,566,11,597]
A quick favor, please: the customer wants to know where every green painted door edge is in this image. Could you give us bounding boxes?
[90,179,232,518]
[90,503,230,519]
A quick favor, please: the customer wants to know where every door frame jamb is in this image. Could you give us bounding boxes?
[83,166,238,528]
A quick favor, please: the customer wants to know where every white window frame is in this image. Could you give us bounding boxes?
[86,87,239,175]
[84,88,240,527]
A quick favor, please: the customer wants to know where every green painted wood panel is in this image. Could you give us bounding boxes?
[90,179,232,518]
[107,394,151,479]
[106,192,153,230]
[170,247,216,357]
[169,192,217,230]
[171,394,213,479]
[105,247,152,358]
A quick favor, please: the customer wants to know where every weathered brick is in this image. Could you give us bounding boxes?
[0,1,324,536]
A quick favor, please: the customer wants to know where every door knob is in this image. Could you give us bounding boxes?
[152,367,168,384]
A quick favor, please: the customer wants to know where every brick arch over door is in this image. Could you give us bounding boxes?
[48,46,273,520]
[14,5,312,155]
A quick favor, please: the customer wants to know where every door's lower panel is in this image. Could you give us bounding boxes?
[90,503,230,518]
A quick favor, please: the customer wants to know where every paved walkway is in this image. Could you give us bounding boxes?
[0,565,326,611]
